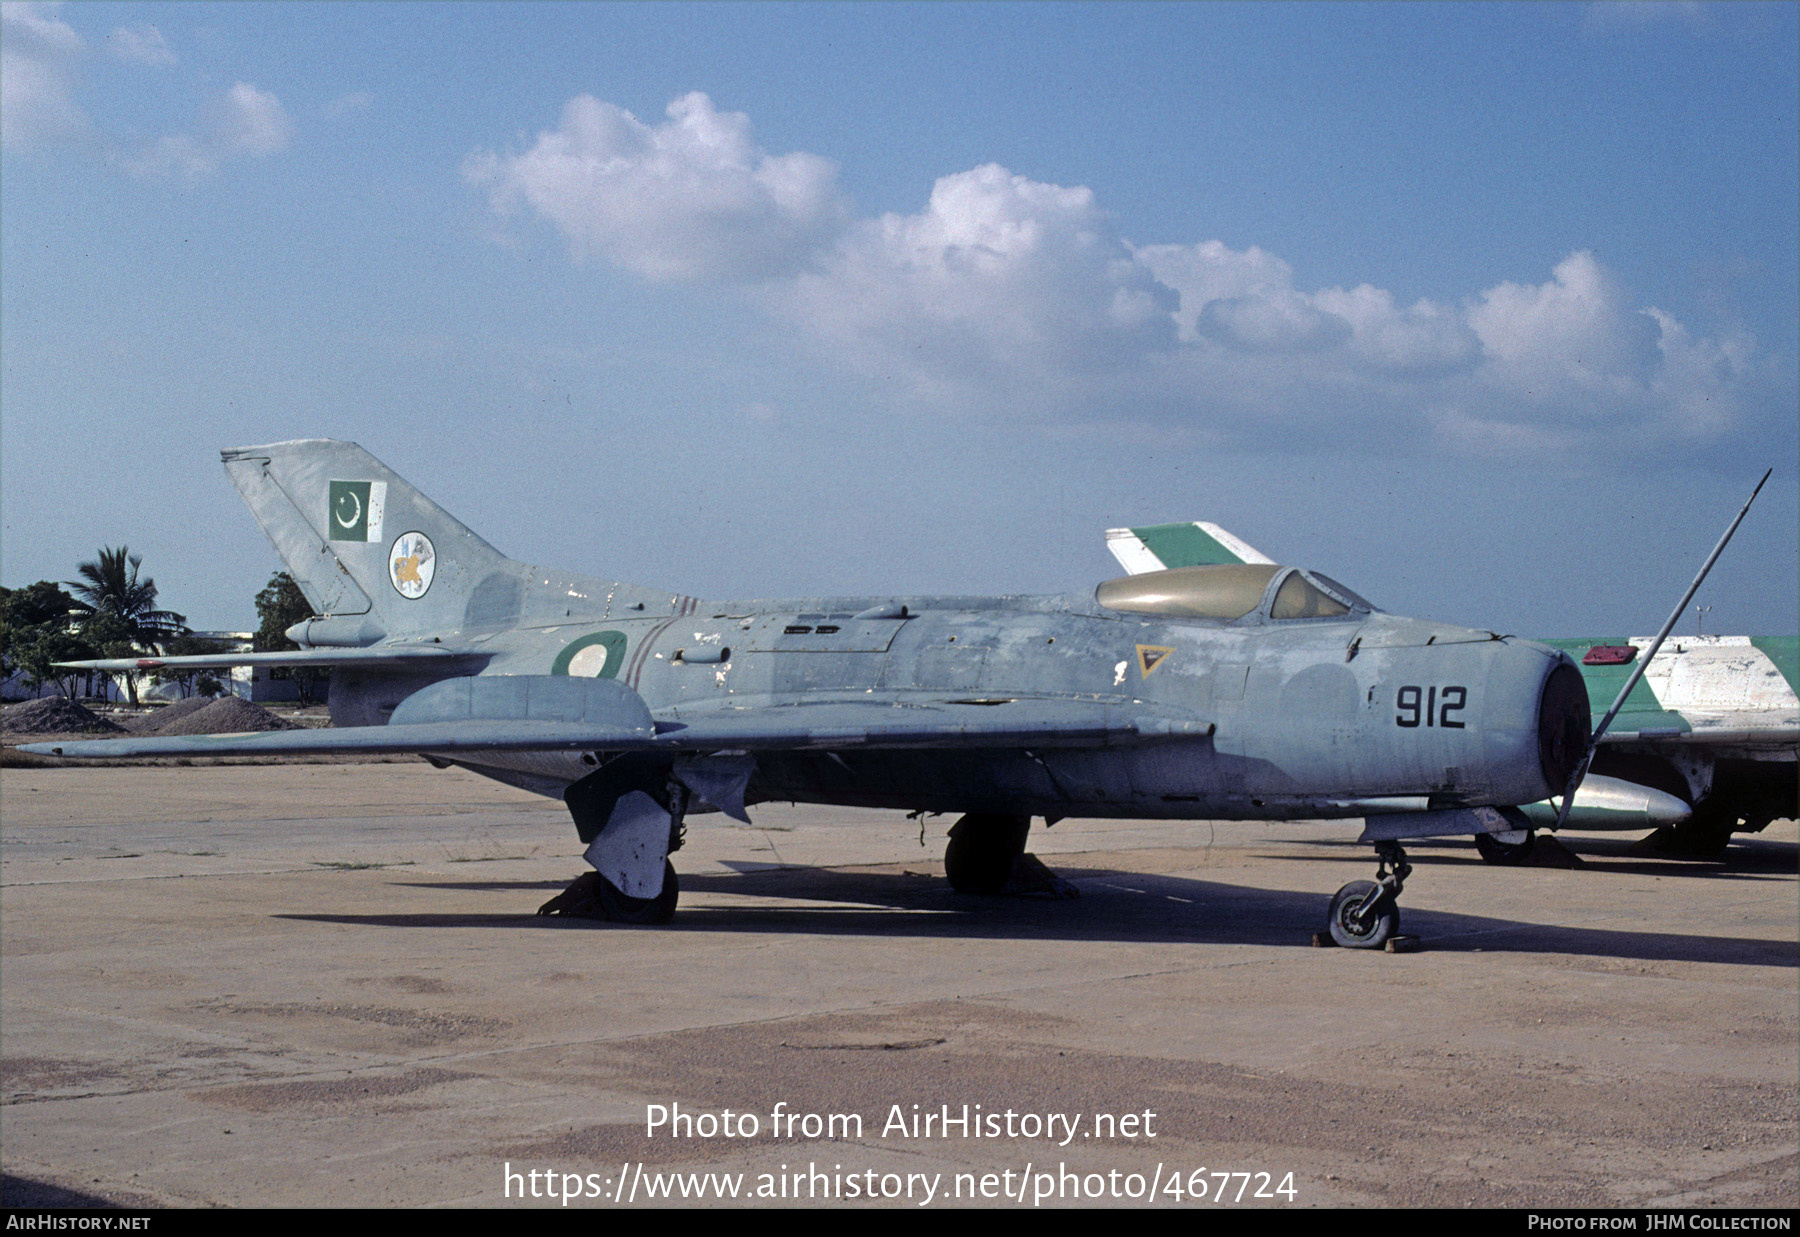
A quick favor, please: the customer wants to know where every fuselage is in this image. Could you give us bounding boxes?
[322,566,1589,824]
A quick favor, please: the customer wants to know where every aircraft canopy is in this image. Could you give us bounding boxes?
[1097,565,1373,622]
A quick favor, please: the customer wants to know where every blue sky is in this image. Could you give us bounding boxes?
[3,1,1795,637]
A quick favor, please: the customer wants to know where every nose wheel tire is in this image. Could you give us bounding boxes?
[1328,879,1398,950]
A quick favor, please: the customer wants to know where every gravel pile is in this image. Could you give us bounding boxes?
[152,697,298,736]
[1,697,125,735]
[124,696,220,733]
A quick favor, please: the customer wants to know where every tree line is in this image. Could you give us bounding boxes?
[1,546,318,705]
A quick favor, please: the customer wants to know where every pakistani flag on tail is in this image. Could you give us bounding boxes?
[328,480,386,542]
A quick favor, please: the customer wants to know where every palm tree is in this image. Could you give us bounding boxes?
[67,547,187,646]
[66,548,188,703]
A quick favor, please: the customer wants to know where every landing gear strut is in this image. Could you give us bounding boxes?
[944,813,1031,894]
[1474,828,1536,865]
[543,771,689,924]
[1326,840,1411,950]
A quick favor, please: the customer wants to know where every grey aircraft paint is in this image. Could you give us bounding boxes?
[31,441,1595,946]
[1107,522,1798,856]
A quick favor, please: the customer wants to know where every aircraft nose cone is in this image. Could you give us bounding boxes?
[1537,659,1591,793]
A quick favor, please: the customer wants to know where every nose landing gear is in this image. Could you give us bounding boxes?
[1324,840,1412,950]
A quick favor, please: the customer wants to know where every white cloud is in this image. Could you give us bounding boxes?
[1141,244,1477,372]
[780,164,1177,390]
[121,81,291,179]
[1308,285,1481,375]
[1468,251,1656,373]
[1,0,77,51]
[106,23,174,67]
[466,91,850,282]
[1,3,287,177]
[1464,250,1662,421]
[1638,306,1753,440]
[217,81,290,156]
[1422,256,1754,453]
[1137,241,1298,340]
[1194,289,1351,355]
[473,91,1766,458]
[1,1,88,151]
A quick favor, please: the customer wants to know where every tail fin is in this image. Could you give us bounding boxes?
[222,440,531,639]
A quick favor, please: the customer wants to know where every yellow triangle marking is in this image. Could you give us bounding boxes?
[1136,645,1174,678]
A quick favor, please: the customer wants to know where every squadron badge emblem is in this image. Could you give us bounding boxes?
[389,531,436,599]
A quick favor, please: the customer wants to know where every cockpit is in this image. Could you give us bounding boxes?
[1095,565,1377,623]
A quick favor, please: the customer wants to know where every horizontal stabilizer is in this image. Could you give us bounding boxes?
[22,721,679,760]
[53,646,476,673]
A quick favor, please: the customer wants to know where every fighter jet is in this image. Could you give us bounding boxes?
[1106,522,1798,859]
[30,440,1600,949]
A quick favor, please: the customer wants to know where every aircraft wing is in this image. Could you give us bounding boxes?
[20,676,1212,760]
[1597,712,1798,747]
[651,695,1212,748]
[1537,637,1799,750]
[1104,522,1274,574]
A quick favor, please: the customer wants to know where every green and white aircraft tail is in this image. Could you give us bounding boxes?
[1104,523,1275,573]
[1105,522,1799,855]
[56,441,697,733]
[219,439,679,647]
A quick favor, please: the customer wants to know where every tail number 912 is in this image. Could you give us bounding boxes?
[1396,685,1466,729]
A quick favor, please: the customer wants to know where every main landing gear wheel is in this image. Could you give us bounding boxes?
[1638,802,1735,859]
[1474,829,1537,865]
[538,862,679,924]
[944,813,1031,894]
[1327,880,1398,950]
[598,860,679,924]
